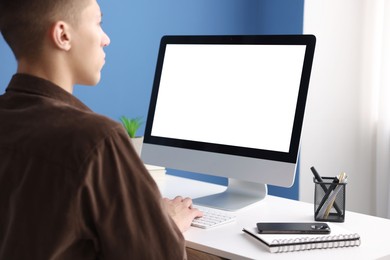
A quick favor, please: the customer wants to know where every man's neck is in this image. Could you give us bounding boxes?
[17,57,74,94]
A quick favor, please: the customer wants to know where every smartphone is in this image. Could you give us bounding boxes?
[256,222,331,234]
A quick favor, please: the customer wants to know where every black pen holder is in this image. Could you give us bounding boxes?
[314,177,346,222]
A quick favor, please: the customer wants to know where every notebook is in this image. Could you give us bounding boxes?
[242,224,360,253]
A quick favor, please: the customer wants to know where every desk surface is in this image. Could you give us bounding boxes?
[158,175,390,260]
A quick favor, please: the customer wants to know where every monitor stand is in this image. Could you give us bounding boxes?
[193,178,267,211]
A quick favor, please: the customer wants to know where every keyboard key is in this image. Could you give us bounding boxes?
[191,205,236,229]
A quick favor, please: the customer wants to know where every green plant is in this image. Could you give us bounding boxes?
[120,116,143,138]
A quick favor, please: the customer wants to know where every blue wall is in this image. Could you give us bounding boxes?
[0,0,304,199]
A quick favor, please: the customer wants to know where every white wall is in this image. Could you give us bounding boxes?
[301,0,375,215]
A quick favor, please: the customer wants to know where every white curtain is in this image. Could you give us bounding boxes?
[362,0,390,218]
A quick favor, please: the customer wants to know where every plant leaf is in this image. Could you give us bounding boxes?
[120,116,143,138]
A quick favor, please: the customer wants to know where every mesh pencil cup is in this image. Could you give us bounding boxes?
[314,177,346,222]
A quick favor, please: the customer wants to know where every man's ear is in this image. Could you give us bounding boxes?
[50,21,72,51]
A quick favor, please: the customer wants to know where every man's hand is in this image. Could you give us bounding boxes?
[162,196,203,232]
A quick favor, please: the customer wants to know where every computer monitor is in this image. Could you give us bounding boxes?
[141,35,316,211]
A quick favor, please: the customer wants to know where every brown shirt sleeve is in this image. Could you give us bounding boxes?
[75,126,186,259]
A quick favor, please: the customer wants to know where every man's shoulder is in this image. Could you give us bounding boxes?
[57,107,125,146]
[39,105,129,165]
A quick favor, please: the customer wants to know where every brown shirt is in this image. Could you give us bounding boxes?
[0,74,186,259]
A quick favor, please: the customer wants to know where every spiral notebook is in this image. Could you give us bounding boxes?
[242,224,360,253]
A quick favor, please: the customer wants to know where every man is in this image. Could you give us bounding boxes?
[0,0,202,259]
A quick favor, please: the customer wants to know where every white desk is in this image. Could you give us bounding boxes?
[158,175,390,260]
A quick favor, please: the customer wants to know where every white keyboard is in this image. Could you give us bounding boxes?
[191,205,236,229]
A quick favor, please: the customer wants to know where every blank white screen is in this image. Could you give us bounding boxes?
[151,44,306,153]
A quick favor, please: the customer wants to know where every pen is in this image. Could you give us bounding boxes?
[315,175,339,217]
[323,172,347,218]
[311,166,342,215]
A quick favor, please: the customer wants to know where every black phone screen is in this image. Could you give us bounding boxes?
[257,222,331,234]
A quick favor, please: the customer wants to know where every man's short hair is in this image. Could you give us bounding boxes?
[0,0,90,60]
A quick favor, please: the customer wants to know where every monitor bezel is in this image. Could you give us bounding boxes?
[144,35,316,164]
